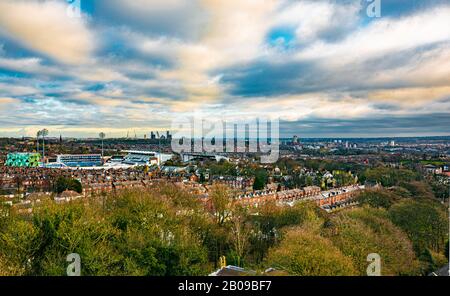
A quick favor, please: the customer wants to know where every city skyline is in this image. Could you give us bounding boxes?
[0,0,450,138]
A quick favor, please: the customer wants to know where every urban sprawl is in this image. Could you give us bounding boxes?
[0,134,449,276]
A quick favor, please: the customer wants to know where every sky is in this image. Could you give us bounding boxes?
[0,0,449,138]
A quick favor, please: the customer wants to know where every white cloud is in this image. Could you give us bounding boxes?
[370,43,450,88]
[296,5,450,66]
[0,56,65,76]
[273,0,360,41]
[160,0,277,105]
[95,0,207,40]
[0,82,38,97]
[0,0,95,64]
[224,93,376,122]
[0,0,449,137]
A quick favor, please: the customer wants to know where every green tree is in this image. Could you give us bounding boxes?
[266,227,356,276]
[417,248,436,275]
[399,181,435,200]
[0,186,210,276]
[323,207,419,275]
[0,218,35,275]
[445,241,449,261]
[54,177,82,194]
[356,189,400,209]
[248,201,325,264]
[199,173,206,183]
[388,200,448,254]
[363,167,418,187]
[253,169,268,190]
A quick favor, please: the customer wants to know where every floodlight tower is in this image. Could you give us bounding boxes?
[36,130,41,154]
[41,129,49,163]
[99,132,106,157]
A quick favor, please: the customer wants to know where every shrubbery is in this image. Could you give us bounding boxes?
[363,167,419,187]
[0,176,447,276]
[356,189,399,209]
[266,227,356,276]
[0,186,209,275]
[323,207,419,275]
[388,200,448,254]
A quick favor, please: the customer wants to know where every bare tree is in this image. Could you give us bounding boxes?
[229,207,251,267]
[210,184,234,226]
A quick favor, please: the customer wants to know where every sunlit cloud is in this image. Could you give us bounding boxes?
[0,0,95,64]
[0,0,449,137]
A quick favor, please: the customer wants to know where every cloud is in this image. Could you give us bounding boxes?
[0,0,95,64]
[0,56,65,77]
[0,0,449,137]
[368,86,450,107]
[0,97,18,105]
[156,0,278,106]
[94,0,207,40]
[273,0,361,42]
[220,5,450,100]
[0,81,38,97]
[296,5,450,65]
[281,113,450,137]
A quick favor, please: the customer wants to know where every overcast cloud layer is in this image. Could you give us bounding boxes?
[0,0,449,138]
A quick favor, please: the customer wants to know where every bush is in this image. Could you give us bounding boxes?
[0,181,443,276]
[324,207,419,275]
[0,219,35,275]
[363,167,418,187]
[266,227,356,276]
[417,248,436,275]
[398,181,435,200]
[356,189,399,209]
[0,187,210,276]
[248,201,325,263]
[388,200,448,254]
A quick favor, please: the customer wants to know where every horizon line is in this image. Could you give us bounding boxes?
[2,135,450,140]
